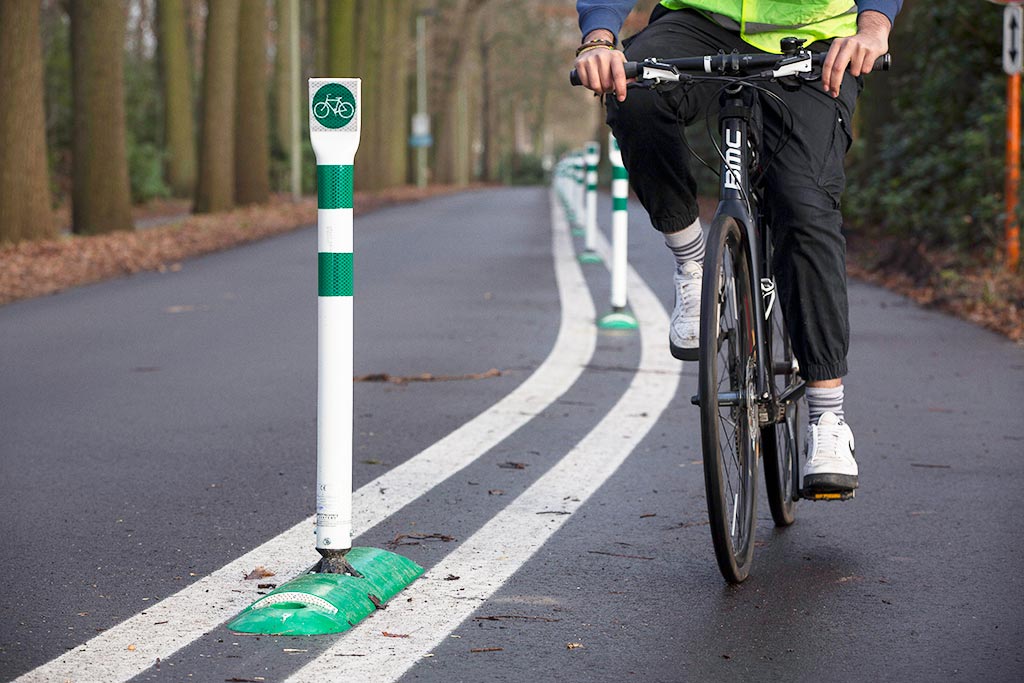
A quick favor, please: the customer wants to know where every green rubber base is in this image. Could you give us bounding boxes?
[578,250,602,264]
[227,547,423,635]
[597,310,639,330]
[571,228,585,237]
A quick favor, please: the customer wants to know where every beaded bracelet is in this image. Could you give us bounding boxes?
[575,38,616,57]
[576,44,616,58]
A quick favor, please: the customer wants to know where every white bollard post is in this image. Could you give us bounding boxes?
[309,79,360,557]
[579,141,602,264]
[598,134,638,329]
[572,152,585,235]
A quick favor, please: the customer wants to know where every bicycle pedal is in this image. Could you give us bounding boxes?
[799,489,855,502]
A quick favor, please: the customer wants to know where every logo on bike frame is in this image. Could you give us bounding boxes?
[311,83,356,129]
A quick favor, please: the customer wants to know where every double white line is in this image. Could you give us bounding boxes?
[17,192,682,683]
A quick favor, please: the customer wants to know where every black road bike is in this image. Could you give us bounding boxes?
[572,39,889,583]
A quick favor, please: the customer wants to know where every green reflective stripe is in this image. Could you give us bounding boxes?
[587,183,597,191]
[612,166,628,180]
[317,165,354,209]
[318,252,353,296]
[613,197,628,211]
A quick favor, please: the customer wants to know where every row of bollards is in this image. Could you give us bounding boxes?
[554,134,638,330]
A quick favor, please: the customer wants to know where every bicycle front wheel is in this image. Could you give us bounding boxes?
[698,215,759,584]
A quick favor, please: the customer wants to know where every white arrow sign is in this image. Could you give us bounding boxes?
[1005,4,1023,75]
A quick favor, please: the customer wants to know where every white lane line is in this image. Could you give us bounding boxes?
[286,204,682,681]
[14,192,597,683]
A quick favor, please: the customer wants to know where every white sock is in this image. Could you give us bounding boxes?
[664,218,704,267]
[807,385,845,423]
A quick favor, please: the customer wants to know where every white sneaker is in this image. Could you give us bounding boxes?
[669,261,702,361]
[802,412,858,492]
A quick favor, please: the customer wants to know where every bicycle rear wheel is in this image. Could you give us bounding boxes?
[698,215,759,584]
[762,296,803,526]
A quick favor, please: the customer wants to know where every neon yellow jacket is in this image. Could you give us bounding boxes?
[658,0,857,52]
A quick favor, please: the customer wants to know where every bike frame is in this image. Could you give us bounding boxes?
[712,84,773,409]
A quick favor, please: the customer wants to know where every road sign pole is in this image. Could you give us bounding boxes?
[1002,1,1023,270]
[1007,69,1020,270]
[227,78,422,636]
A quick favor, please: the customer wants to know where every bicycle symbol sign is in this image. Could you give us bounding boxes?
[312,83,356,129]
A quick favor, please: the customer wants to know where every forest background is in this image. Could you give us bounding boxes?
[0,0,1020,338]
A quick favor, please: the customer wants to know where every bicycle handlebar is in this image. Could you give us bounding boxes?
[569,51,890,87]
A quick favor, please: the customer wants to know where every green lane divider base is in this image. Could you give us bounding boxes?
[578,250,603,264]
[227,547,423,635]
[598,309,639,330]
[571,228,585,237]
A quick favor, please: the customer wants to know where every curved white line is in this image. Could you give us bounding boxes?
[14,191,599,683]
[287,198,683,681]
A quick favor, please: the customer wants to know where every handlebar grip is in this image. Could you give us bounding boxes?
[569,61,640,87]
[876,53,891,71]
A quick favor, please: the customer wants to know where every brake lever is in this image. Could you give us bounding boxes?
[634,58,687,93]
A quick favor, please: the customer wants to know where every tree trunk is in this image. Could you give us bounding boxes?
[433,0,489,185]
[0,0,55,243]
[273,0,294,159]
[381,0,411,187]
[355,1,383,190]
[157,0,196,198]
[234,0,270,205]
[326,0,356,76]
[194,0,240,214]
[69,0,133,235]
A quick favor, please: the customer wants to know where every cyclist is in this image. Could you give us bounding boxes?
[574,1,902,495]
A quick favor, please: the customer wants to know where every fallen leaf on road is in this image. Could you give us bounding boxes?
[257,583,276,590]
[127,644,136,652]
[588,550,654,560]
[444,574,460,581]
[386,532,455,549]
[566,642,583,650]
[639,513,657,518]
[488,489,505,495]
[243,566,275,580]
[473,615,562,623]
[498,461,527,469]
[382,631,410,638]
[470,647,504,653]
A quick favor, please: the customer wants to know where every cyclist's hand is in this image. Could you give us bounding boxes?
[574,30,628,102]
[821,10,891,98]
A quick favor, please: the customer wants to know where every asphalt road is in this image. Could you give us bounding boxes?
[1,187,1022,682]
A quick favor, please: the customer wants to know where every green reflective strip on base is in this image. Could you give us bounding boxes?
[318,252,353,296]
[613,197,628,211]
[612,166,628,180]
[317,165,354,209]
[587,183,597,191]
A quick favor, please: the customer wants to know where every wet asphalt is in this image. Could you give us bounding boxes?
[1,187,1022,682]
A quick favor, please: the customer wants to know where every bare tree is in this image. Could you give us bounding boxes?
[69,0,133,234]
[234,0,270,205]
[157,0,196,198]
[194,0,240,214]
[0,0,55,243]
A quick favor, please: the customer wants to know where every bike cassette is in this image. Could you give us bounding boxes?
[799,489,855,502]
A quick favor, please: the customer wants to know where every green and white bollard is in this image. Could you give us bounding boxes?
[571,152,585,236]
[228,78,422,637]
[579,142,602,264]
[598,134,638,330]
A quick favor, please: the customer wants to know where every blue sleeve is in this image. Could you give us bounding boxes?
[577,0,637,40]
[857,1,903,27]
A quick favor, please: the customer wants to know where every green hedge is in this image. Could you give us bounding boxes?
[845,1,1010,255]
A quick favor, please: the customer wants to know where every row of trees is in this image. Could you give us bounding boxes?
[1,0,593,245]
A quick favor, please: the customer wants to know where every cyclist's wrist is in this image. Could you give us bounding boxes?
[582,29,616,46]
